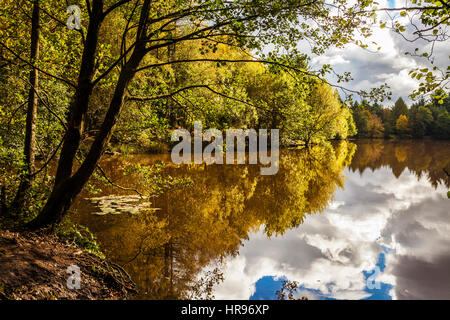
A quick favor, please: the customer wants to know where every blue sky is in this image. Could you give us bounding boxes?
[249,248,393,300]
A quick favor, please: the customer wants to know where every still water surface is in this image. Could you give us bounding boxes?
[73,140,450,300]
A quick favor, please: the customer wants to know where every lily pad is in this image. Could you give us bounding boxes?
[88,195,156,215]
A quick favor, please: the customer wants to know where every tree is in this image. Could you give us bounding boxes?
[1,0,78,219]
[435,110,450,139]
[381,108,393,138]
[289,82,354,145]
[411,106,433,137]
[366,112,384,138]
[369,2,450,99]
[11,0,40,211]
[346,113,358,138]
[368,102,383,119]
[396,114,411,135]
[392,98,409,125]
[352,104,369,137]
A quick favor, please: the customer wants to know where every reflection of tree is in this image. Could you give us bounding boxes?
[247,141,355,235]
[276,280,309,300]
[394,145,409,163]
[73,142,355,299]
[349,140,450,188]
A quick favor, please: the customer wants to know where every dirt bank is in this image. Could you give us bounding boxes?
[0,229,135,300]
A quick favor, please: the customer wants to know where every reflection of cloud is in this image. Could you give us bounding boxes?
[243,235,325,272]
[212,165,449,300]
[212,256,255,300]
[380,196,450,300]
[387,255,450,300]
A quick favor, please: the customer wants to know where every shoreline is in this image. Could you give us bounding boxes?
[0,228,135,300]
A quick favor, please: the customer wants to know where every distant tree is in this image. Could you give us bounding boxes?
[395,115,411,136]
[368,102,383,119]
[381,108,393,138]
[351,103,369,137]
[366,112,384,138]
[381,107,391,123]
[411,106,433,137]
[435,110,450,140]
[392,98,409,124]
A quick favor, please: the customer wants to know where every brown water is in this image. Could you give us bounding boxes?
[72,140,450,300]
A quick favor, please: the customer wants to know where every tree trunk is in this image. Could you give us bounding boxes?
[12,0,40,211]
[53,1,104,187]
[0,186,6,217]
[27,49,146,229]
[26,0,151,230]
[22,1,104,228]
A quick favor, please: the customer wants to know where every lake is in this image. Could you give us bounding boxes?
[72,139,450,300]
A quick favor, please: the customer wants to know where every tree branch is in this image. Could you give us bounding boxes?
[0,41,76,88]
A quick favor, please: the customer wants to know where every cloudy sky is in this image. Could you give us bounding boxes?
[210,166,450,300]
[309,0,450,105]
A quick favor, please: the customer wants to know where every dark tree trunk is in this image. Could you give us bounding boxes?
[0,186,6,216]
[12,0,40,211]
[27,48,147,229]
[26,0,151,229]
[24,1,104,228]
[166,30,178,127]
[54,1,104,187]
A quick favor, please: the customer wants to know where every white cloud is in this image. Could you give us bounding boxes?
[309,0,450,104]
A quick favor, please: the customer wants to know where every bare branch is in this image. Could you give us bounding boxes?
[102,0,133,18]
[96,164,144,198]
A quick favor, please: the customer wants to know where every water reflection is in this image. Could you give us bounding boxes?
[73,140,450,300]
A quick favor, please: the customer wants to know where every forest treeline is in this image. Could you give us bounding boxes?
[1,28,356,155]
[351,96,450,139]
